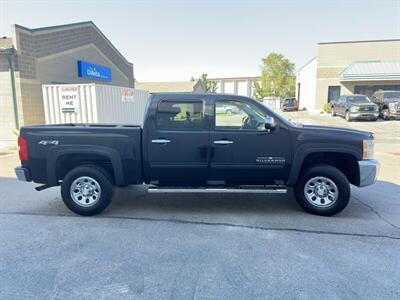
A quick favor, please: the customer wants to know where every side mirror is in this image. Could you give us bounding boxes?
[264,116,277,131]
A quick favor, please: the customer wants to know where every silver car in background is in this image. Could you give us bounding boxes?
[215,103,240,114]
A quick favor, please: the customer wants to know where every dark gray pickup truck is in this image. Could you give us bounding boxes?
[15,93,379,216]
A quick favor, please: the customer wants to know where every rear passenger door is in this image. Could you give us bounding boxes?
[146,97,210,185]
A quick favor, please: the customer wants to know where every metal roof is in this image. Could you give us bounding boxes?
[340,60,400,81]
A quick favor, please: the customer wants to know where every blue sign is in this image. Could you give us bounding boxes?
[77,60,112,82]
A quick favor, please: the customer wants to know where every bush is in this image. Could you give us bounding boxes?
[323,103,331,113]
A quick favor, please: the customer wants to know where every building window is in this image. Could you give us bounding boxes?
[224,81,234,94]
[354,85,400,97]
[327,86,341,103]
[237,81,248,96]
[156,100,204,130]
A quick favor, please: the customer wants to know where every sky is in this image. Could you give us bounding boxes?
[0,0,399,81]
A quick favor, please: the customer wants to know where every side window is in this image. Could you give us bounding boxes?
[215,100,267,131]
[156,100,204,130]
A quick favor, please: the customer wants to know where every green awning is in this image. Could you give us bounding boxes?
[340,60,400,81]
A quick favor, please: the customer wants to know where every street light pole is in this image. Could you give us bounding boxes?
[0,47,19,130]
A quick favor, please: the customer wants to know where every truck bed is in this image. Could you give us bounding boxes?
[20,124,143,185]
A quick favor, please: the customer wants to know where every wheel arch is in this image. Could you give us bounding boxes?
[46,145,125,186]
[287,147,361,186]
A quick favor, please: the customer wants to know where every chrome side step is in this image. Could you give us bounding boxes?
[148,187,287,194]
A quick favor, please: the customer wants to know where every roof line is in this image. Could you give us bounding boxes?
[13,21,133,66]
[319,38,400,45]
[14,21,94,33]
[208,76,261,80]
[296,56,317,73]
[345,59,400,63]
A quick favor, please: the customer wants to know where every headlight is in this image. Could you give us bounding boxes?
[374,105,379,111]
[363,139,374,159]
[350,106,359,113]
[389,103,396,111]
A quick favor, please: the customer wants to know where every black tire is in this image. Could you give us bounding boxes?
[61,165,114,216]
[294,164,350,216]
[345,111,352,122]
[331,107,336,116]
[382,108,390,120]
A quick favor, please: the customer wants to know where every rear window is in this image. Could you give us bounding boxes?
[285,99,295,105]
[156,100,204,130]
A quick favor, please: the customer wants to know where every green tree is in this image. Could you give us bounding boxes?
[253,53,295,100]
[191,73,217,93]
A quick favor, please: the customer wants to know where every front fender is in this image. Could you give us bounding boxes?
[287,143,361,186]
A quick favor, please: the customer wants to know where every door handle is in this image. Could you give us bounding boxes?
[214,140,233,145]
[152,139,171,144]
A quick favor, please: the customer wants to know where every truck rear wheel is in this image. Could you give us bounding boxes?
[61,166,113,216]
[294,165,350,216]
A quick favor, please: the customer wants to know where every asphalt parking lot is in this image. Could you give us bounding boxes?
[1,111,400,299]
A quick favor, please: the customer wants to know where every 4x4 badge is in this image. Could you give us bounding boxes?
[38,140,59,145]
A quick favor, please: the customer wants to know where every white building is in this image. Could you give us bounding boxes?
[210,76,261,97]
[295,57,317,112]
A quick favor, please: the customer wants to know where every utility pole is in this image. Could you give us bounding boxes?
[0,47,19,130]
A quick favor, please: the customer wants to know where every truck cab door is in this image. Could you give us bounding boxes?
[145,97,210,185]
[209,98,292,185]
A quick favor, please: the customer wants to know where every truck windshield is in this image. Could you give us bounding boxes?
[384,92,400,100]
[347,96,370,103]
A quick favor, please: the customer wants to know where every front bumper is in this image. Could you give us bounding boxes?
[358,159,379,187]
[350,112,379,120]
[388,110,400,119]
[15,167,32,182]
[282,107,298,111]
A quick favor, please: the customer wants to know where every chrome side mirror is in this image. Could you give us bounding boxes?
[264,116,277,131]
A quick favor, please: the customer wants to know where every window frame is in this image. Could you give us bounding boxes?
[213,99,268,132]
[155,99,206,131]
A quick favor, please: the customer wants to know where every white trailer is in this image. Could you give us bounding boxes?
[42,83,149,125]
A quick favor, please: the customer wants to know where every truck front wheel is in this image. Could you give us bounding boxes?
[294,165,350,216]
[345,111,352,122]
[331,106,336,116]
[61,166,114,216]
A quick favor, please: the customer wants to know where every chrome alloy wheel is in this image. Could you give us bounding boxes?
[70,176,101,207]
[304,176,338,207]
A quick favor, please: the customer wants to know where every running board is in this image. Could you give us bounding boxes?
[148,187,287,194]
